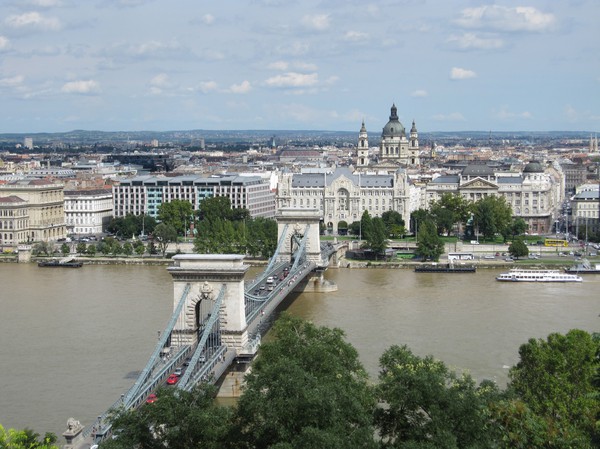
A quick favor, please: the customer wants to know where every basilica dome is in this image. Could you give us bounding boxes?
[381,104,405,138]
[523,160,544,173]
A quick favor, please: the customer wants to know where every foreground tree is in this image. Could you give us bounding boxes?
[0,425,58,449]
[103,384,232,449]
[232,313,378,449]
[376,345,498,449]
[504,329,600,447]
[429,193,472,236]
[414,219,444,261]
[366,217,388,257]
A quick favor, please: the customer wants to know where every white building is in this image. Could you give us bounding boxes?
[425,160,563,234]
[64,188,114,235]
[277,167,412,234]
[378,104,420,166]
[113,174,276,219]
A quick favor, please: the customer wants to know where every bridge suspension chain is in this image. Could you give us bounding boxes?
[177,284,227,391]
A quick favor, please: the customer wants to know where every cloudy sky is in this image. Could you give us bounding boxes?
[0,0,598,133]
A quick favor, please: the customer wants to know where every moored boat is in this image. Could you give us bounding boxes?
[496,268,582,283]
[38,259,83,268]
[564,259,600,274]
[415,263,476,273]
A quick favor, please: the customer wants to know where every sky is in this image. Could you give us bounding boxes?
[0,0,599,134]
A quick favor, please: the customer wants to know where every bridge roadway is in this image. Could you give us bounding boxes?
[70,242,337,449]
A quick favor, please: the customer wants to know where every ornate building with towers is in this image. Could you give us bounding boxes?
[355,104,420,168]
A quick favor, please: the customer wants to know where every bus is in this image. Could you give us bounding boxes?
[448,252,475,261]
[544,238,568,247]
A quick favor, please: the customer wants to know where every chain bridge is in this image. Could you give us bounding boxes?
[63,209,342,449]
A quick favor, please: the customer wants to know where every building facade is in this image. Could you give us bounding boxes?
[0,179,66,242]
[425,161,563,234]
[0,196,29,247]
[570,187,600,235]
[64,188,114,235]
[276,167,411,233]
[113,174,276,219]
[379,104,420,166]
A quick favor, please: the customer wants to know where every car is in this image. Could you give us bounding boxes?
[483,255,495,259]
[183,357,191,366]
[166,374,179,385]
[198,354,206,363]
[174,367,183,376]
[146,393,157,404]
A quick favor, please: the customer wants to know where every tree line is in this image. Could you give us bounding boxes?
[90,315,598,449]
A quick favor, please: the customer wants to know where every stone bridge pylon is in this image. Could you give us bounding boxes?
[275,208,324,266]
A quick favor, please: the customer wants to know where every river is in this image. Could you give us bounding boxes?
[0,263,598,439]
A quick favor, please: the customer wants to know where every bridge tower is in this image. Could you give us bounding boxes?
[275,208,323,265]
[167,254,250,351]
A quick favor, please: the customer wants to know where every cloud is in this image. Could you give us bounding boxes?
[432,112,466,122]
[411,89,428,98]
[24,0,64,7]
[201,14,214,25]
[264,72,318,88]
[228,80,252,94]
[446,33,504,50]
[493,106,532,120]
[105,40,193,61]
[61,80,100,94]
[5,11,61,31]
[456,6,556,32]
[196,81,218,93]
[343,31,369,42]
[0,75,24,87]
[301,14,330,31]
[268,61,289,71]
[450,67,477,80]
[0,36,9,50]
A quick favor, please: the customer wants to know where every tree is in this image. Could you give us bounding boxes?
[0,425,58,449]
[381,210,405,238]
[508,238,528,259]
[60,243,69,256]
[106,214,156,239]
[503,217,528,241]
[375,345,498,449]
[366,217,388,257]
[409,209,431,237]
[349,220,361,237]
[86,244,96,257]
[76,242,87,254]
[32,241,53,256]
[158,200,194,236]
[360,210,373,243]
[153,223,177,257]
[122,242,133,256]
[414,219,445,261]
[337,220,348,235]
[472,195,513,241]
[429,193,473,236]
[134,240,145,257]
[506,329,600,446]
[232,313,378,449]
[198,196,234,222]
[103,384,233,449]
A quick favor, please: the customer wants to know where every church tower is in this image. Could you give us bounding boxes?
[357,120,369,167]
[409,119,420,165]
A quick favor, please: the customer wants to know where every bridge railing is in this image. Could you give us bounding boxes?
[122,283,192,407]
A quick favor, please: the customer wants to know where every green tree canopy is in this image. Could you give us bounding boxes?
[232,313,378,449]
[158,200,194,236]
[103,384,232,449]
[429,193,472,236]
[508,238,529,259]
[107,214,156,239]
[360,210,373,243]
[0,425,58,449]
[153,223,177,257]
[472,195,513,241]
[507,329,600,445]
[414,219,445,261]
[366,217,388,257]
[376,345,498,449]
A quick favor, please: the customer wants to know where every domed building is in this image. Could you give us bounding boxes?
[379,104,420,166]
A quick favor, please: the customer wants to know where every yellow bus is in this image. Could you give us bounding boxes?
[544,238,568,247]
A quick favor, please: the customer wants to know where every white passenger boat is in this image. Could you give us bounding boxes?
[496,268,583,283]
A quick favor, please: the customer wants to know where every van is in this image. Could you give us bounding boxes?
[266,276,274,284]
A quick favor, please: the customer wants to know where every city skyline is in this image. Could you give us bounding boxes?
[0,0,598,134]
